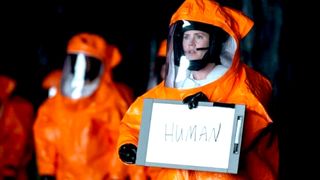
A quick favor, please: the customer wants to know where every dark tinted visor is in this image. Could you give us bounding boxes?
[67,54,102,82]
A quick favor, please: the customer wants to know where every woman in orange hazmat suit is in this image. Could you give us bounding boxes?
[117,0,279,179]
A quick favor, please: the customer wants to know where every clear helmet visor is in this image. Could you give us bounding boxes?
[164,20,232,89]
[61,53,104,99]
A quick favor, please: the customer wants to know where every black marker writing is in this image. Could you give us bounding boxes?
[164,122,221,142]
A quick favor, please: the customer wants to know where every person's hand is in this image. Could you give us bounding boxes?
[119,143,137,164]
[40,175,56,180]
[183,92,209,109]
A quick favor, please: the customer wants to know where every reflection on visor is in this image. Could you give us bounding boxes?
[68,54,102,82]
[61,53,103,99]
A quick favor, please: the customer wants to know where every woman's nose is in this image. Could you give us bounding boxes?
[188,38,196,46]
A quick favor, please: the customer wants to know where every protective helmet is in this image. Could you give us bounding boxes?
[67,33,121,70]
[61,33,110,100]
[172,20,228,71]
[164,0,249,89]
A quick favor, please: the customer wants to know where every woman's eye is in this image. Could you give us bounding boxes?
[195,34,204,39]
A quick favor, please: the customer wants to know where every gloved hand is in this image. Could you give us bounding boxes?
[119,143,137,164]
[183,92,209,109]
[40,175,56,180]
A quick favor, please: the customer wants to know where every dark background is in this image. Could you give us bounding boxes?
[1,0,184,107]
[0,0,316,179]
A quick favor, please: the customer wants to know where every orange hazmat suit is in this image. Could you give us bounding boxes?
[34,33,132,179]
[118,0,279,179]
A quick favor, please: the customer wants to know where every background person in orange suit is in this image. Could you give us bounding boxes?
[33,32,133,180]
[0,75,34,180]
[39,54,138,180]
[117,0,279,179]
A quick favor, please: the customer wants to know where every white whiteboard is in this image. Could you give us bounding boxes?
[136,99,245,174]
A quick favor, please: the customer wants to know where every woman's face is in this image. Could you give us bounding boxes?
[182,30,210,60]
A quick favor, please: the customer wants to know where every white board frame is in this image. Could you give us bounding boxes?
[136,98,245,174]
